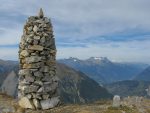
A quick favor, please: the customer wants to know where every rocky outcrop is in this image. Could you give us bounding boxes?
[1,71,18,97]
[18,8,59,109]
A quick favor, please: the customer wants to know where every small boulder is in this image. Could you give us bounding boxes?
[112,95,120,107]
[40,97,59,110]
[18,97,35,109]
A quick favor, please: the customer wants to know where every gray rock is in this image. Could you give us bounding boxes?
[33,99,41,109]
[26,94,32,99]
[44,17,50,23]
[40,97,59,109]
[33,40,39,45]
[33,25,38,32]
[42,75,52,82]
[22,85,39,93]
[147,86,150,96]
[113,95,120,107]
[26,37,33,43]
[28,45,44,51]
[23,62,44,69]
[32,93,42,99]
[43,82,58,92]
[43,66,49,72]
[19,97,35,109]
[40,37,45,44]
[27,26,33,32]
[42,94,49,100]
[19,69,31,76]
[33,71,43,77]
[25,76,35,83]
[20,50,29,57]
[1,71,18,97]
[34,36,40,40]
[25,56,42,63]
[33,81,43,86]
[39,8,44,18]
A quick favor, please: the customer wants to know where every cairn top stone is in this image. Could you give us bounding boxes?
[38,8,44,18]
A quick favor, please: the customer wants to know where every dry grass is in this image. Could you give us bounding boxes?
[0,94,150,113]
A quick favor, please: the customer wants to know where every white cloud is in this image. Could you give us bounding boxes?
[0,47,18,60]
[0,0,150,63]
[57,39,150,63]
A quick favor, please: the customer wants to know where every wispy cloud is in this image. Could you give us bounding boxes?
[0,0,150,63]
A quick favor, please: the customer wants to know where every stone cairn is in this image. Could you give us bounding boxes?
[112,95,120,107]
[18,8,60,110]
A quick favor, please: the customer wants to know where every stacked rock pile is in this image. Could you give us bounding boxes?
[18,8,60,110]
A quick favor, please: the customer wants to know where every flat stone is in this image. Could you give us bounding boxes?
[25,56,42,63]
[27,26,33,31]
[33,71,43,77]
[52,76,59,82]
[19,80,30,85]
[42,94,49,100]
[25,76,35,82]
[43,66,49,72]
[50,49,57,54]
[33,81,43,86]
[34,36,40,40]
[37,87,43,93]
[42,75,52,82]
[23,62,43,69]
[26,37,33,43]
[19,69,31,76]
[40,97,59,110]
[26,94,32,99]
[19,97,35,109]
[22,85,39,93]
[44,17,50,23]
[20,50,29,57]
[28,16,36,22]
[33,25,38,32]
[28,45,44,51]
[33,99,41,109]
[43,82,58,92]
[40,37,45,44]
[33,40,39,45]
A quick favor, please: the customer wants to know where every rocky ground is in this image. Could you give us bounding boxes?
[0,93,150,113]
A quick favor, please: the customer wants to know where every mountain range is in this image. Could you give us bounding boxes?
[0,59,112,104]
[134,66,150,81]
[105,80,150,97]
[58,57,148,84]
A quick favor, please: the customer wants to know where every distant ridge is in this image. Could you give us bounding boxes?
[134,66,150,81]
[0,59,112,103]
[105,80,150,97]
[59,57,148,84]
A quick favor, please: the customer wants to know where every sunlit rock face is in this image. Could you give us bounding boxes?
[18,8,59,110]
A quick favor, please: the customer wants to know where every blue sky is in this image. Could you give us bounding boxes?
[0,0,150,63]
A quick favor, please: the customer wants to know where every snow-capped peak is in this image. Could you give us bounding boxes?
[68,57,79,62]
[87,57,111,64]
